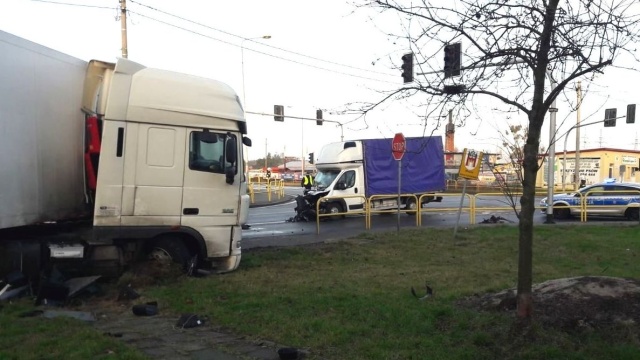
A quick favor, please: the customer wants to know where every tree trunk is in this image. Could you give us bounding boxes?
[516,139,541,318]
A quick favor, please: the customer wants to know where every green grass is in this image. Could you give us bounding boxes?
[149,224,640,359]
[0,301,146,360]
[2,224,640,359]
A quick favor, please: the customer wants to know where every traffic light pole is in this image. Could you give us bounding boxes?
[246,111,344,141]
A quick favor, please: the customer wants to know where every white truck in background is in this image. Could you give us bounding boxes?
[0,30,252,279]
[312,137,446,215]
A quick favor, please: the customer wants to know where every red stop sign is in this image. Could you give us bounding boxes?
[392,133,406,161]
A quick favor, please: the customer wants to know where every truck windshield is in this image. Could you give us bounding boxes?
[315,170,341,190]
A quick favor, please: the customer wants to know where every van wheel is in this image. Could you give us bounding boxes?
[326,202,344,219]
[404,198,418,215]
[625,208,639,221]
[148,236,193,270]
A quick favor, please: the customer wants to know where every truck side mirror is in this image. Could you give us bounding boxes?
[242,136,252,147]
[335,182,346,190]
[226,167,236,185]
[224,134,237,184]
[225,136,237,163]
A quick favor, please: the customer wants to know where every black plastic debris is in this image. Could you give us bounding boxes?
[411,281,434,301]
[176,313,205,329]
[36,281,69,306]
[103,332,123,338]
[278,347,299,360]
[480,215,514,224]
[132,301,158,316]
[0,284,30,301]
[117,285,140,301]
[0,270,31,301]
[65,276,101,298]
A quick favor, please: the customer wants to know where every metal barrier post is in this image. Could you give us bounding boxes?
[315,195,367,234]
[267,182,271,201]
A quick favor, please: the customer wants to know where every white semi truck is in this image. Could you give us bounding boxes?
[0,30,251,278]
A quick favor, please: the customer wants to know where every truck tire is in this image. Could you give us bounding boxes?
[625,208,639,221]
[326,202,344,219]
[148,236,193,270]
[404,198,418,215]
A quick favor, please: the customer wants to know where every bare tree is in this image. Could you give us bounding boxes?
[357,0,640,318]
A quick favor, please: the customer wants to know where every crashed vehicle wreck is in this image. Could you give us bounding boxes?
[288,191,330,222]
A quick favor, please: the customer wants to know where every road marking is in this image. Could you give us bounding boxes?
[244,221,289,227]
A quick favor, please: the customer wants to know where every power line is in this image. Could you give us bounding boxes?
[129,0,396,78]
[125,10,396,84]
[30,0,115,10]
[27,0,397,83]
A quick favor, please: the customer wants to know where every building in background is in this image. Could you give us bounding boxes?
[537,148,640,189]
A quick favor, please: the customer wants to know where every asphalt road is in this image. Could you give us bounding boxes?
[243,186,639,250]
[243,187,534,249]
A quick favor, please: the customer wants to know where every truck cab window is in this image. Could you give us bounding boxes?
[338,170,356,189]
[189,131,237,174]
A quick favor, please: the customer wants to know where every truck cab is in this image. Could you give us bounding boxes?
[84,59,252,273]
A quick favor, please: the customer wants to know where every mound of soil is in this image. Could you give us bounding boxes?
[459,276,640,330]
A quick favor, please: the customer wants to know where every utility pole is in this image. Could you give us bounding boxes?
[574,82,582,190]
[120,0,128,58]
[545,74,558,224]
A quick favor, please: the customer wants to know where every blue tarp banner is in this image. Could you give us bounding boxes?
[363,136,446,196]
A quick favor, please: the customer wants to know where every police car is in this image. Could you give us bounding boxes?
[540,179,640,220]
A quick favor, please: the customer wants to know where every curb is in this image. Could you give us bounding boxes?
[249,195,295,208]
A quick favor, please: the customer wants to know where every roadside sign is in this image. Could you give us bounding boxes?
[392,133,406,161]
[458,148,483,180]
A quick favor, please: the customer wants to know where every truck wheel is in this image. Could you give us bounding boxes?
[404,198,418,215]
[148,236,193,270]
[326,202,344,219]
[553,205,570,220]
[625,208,639,221]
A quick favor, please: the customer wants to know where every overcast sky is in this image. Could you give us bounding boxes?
[3,0,640,160]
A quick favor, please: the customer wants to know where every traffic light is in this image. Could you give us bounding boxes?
[274,105,284,122]
[316,109,323,126]
[444,43,461,78]
[401,52,413,83]
[604,108,617,127]
[627,104,636,123]
[308,152,314,164]
[266,168,271,178]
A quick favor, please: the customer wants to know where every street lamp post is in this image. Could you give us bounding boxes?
[545,74,558,224]
[241,35,271,107]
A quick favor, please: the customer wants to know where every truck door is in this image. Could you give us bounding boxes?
[181,130,240,229]
[121,124,186,225]
[334,169,365,212]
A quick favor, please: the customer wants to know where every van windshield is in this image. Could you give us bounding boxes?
[315,170,341,190]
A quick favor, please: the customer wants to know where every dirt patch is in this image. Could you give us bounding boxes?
[458,276,640,330]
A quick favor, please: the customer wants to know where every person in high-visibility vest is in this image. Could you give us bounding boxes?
[301,173,314,191]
